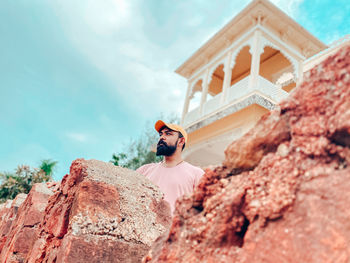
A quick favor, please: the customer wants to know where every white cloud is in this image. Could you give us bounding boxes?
[120,60,187,117]
[51,0,192,117]
[187,15,204,27]
[66,132,89,142]
[48,0,312,120]
[82,0,131,36]
[270,0,304,18]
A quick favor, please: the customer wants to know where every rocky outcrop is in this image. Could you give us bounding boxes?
[25,159,171,263]
[0,159,171,263]
[144,46,350,262]
[0,194,27,253]
[0,183,57,263]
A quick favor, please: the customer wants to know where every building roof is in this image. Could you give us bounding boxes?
[176,0,327,79]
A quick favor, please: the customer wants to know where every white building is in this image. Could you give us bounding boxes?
[176,0,349,167]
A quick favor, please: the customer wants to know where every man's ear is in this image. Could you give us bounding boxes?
[178,137,185,148]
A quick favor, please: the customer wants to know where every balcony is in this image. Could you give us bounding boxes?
[183,75,289,127]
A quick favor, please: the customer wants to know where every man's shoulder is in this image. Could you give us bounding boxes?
[138,162,159,169]
[136,162,160,174]
[182,162,205,175]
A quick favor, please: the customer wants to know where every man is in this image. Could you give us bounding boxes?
[137,120,204,214]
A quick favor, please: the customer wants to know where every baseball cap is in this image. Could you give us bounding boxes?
[154,120,188,144]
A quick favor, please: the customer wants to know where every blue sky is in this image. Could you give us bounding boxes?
[1,0,349,180]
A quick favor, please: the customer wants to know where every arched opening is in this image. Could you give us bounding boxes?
[276,72,296,92]
[231,46,252,86]
[188,79,203,112]
[208,64,224,96]
[201,64,225,115]
[259,46,296,92]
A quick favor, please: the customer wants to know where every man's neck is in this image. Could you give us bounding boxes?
[163,152,183,168]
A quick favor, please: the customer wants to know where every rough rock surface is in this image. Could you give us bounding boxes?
[0,193,27,253]
[0,183,57,263]
[144,46,350,262]
[23,159,171,263]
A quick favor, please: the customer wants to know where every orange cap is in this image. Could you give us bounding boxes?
[154,120,188,146]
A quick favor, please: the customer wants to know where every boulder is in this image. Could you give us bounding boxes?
[0,183,56,263]
[25,159,171,263]
[0,193,27,253]
[144,45,350,262]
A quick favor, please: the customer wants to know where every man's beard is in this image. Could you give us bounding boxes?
[156,140,177,156]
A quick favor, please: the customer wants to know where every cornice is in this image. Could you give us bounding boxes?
[185,93,276,133]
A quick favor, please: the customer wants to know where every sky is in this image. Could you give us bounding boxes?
[0,0,349,180]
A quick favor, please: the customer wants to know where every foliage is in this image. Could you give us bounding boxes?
[0,159,57,203]
[39,159,58,177]
[110,153,127,166]
[110,114,179,170]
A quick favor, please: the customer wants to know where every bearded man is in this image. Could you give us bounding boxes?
[136,120,204,214]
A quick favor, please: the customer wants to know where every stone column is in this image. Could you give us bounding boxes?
[221,50,233,104]
[249,30,262,91]
[200,68,209,115]
[181,81,192,125]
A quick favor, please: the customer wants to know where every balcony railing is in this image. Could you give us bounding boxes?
[227,76,251,102]
[184,107,201,127]
[183,75,289,126]
[203,93,222,116]
[258,76,289,102]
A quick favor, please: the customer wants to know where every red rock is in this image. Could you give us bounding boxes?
[26,159,171,263]
[0,183,55,263]
[0,193,27,253]
[0,200,12,223]
[144,45,350,262]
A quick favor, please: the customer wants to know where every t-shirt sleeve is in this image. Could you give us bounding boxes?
[193,168,205,189]
[136,164,147,175]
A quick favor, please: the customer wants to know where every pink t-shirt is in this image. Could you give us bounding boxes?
[137,162,204,214]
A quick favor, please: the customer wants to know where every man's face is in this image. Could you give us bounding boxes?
[156,127,180,156]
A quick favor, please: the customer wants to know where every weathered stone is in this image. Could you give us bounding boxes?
[144,45,350,262]
[0,183,56,263]
[25,159,171,263]
[0,193,27,253]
